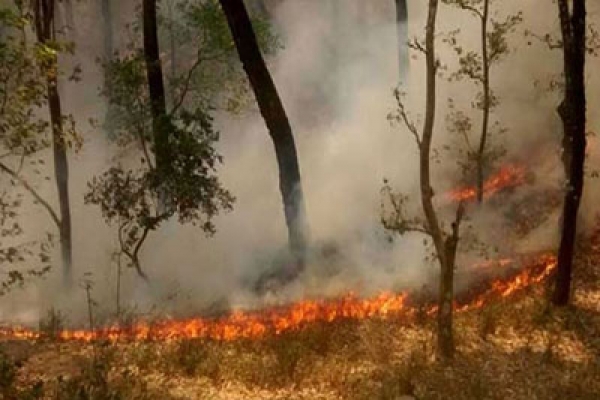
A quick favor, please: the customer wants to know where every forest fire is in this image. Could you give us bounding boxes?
[447,164,527,202]
[0,252,557,343]
[0,163,560,343]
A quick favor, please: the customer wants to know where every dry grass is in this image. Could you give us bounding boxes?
[2,254,599,400]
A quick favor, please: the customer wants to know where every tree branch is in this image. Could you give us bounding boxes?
[117,220,149,281]
[169,55,203,116]
[0,160,61,229]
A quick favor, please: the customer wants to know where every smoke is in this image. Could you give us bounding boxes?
[1,0,599,325]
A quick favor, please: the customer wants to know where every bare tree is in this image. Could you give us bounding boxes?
[383,0,464,359]
[32,0,73,284]
[443,0,522,203]
[553,0,587,306]
[218,0,309,281]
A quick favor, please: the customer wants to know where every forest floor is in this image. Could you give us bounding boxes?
[2,243,600,400]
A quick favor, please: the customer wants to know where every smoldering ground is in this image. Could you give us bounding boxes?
[0,0,598,326]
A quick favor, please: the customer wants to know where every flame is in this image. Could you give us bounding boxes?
[0,163,574,343]
[0,252,558,343]
[446,164,527,202]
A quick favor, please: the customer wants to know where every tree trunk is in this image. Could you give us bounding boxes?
[476,0,490,204]
[419,0,457,360]
[143,0,170,175]
[553,0,587,306]
[32,0,73,285]
[394,0,408,84]
[219,0,308,280]
[166,0,177,105]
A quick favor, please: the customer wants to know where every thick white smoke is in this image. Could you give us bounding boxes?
[1,0,599,325]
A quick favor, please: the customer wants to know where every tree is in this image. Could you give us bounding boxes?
[395,0,408,83]
[442,0,522,203]
[143,0,170,179]
[218,0,309,282]
[382,0,464,359]
[156,0,280,114]
[0,4,55,293]
[86,0,234,278]
[30,0,74,284]
[165,0,177,104]
[553,0,587,306]
[0,190,51,296]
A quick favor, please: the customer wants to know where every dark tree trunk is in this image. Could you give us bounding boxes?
[394,0,408,84]
[166,0,177,104]
[553,0,587,306]
[143,0,170,174]
[32,0,73,285]
[48,81,72,285]
[219,0,308,280]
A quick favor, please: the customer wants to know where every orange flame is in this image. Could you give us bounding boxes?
[446,164,527,202]
[0,163,571,343]
[0,253,557,343]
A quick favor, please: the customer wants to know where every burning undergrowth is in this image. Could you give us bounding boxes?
[0,251,558,342]
[0,163,569,344]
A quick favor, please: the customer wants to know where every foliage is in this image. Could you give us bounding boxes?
[160,0,281,113]
[0,3,82,290]
[86,1,243,277]
[441,0,522,183]
[0,190,51,295]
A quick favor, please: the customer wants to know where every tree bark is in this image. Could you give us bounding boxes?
[218,0,308,280]
[143,0,170,174]
[553,0,587,306]
[32,0,73,285]
[394,0,409,84]
[166,0,177,105]
[420,0,458,359]
[476,0,490,204]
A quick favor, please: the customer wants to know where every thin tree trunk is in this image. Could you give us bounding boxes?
[553,0,586,306]
[219,0,308,280]
[143,0,170,175]
[420,0,458,359]
[394,0,408,84]
[32,0,73,285]
[476,0,490,204]
[166,0,177,105]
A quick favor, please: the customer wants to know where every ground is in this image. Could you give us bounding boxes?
[1,244,599,399]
